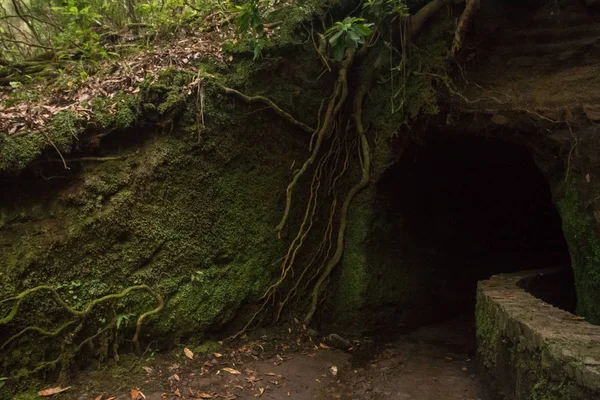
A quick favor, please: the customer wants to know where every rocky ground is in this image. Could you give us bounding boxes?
[46,317,483,400]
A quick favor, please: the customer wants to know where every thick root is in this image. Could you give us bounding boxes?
[1,284,164,376]
[451,0,480,56]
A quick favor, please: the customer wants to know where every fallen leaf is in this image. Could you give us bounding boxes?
[222,367,241,375]
[94,396,103,400]
[319,343,332,349]
[174,388,181,397]
[204,361,214,367]
[214,352,222,358]
[255,387,265,397]
[198,394,213,399]
[38,386,72,396]
[173,373,180,381]
[107,397,116,400]
[184,348,194,359]
[130,388,146,399]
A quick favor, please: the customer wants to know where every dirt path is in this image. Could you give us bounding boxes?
[67,319,484,400]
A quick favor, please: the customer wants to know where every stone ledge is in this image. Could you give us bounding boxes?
[477,269,600,399]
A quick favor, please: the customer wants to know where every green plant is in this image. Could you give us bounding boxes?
[231,0,264,35]
[0,377,7,389]
[324,17,373,61]
[116,313,135,330]
[363,0,410,20]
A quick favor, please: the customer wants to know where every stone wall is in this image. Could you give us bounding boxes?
[477,270,600,400]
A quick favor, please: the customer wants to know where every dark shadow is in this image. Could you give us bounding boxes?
[371,133,573,330]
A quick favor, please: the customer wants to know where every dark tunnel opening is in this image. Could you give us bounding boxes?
[372,133,574,332]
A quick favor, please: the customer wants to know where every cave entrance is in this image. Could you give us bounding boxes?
[372,133,573,330]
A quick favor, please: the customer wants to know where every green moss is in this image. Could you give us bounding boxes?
[0,110,82,173]
[194,340,222,354]
[475,291,501,369]
[91,92,137,130]
[0,133,46,172]
[155,259,271,337]
[557,178,600,324]
[332,190,374,330]
[532,378,581,400]
[0,50,313,389]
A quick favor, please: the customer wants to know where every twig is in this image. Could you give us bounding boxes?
[42,131,69,170]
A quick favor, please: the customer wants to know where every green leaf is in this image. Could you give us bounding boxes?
[328,30,343,45]
[354,24,373,36]
[347,30,360,42]
[332,45,345,61]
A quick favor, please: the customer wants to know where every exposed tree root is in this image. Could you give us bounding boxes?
[275,51,355,236]
[229,0,459,335]
[218,83,315,134]
[451,0,480,56]
[0,284,164,378]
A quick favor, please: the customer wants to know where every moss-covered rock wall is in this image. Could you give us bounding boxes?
[535,124,600,325]
[0,48,329,390]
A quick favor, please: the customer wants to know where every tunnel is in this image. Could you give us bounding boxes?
[368,133,574,331]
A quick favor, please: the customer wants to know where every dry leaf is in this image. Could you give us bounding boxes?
[222,367,241,375]
[174,388,181,397]
[173,373,180,381]
[213,352,222,358]
[94,396,103,400]
[184,348,194,359]
[198,394,214,399]
[38,386,72,396]
[204,361,214,367]
[107,397,116,400]
[255,387,265,397]
[319,343,332,349]
[130,388,146,399]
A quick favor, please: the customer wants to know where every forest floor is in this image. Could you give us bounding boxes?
[55,317,484,400]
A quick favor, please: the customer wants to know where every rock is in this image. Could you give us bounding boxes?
[584,357,600,366]
[324,334,352,350]
[583,104,600,122]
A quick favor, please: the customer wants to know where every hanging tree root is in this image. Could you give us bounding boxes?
[275,50,355,237]
[0,284,164,376]
[226,0,461,336]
